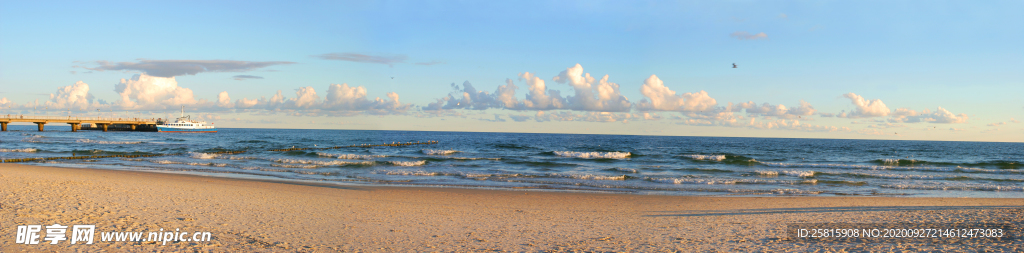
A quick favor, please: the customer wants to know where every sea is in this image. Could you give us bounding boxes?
[2,125,1022,198]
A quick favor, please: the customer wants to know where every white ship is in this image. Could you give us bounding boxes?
[157,106,216,133]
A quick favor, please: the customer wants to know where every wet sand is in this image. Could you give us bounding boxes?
[1,163,1021,252]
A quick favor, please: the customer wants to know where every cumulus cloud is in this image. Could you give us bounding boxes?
[232,75,264,80]
[115,74,198,110]
[78,59,294,77]
[231,83,412,115]
[217,91,232,108]
[552,64,632,112]
[45,81,96,111]
[840,93,890,118]
[519,72,566,110]
[888,107,968,124]
[636,75,717,112]
[730,31,768,40]
[313,53,407,66]
[733,100,816,119]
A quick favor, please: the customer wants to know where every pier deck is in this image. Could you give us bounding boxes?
[0,115,159,132]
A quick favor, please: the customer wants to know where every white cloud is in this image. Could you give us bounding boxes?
[520,72,566,110]
[217,91,232,108]
[232,83,412,115]
[888,107,968,124]
[736,100,817,119]
[636,75,717,112]
[424,81,509,110]
[46,81,95,111]
[552,64,632,112]
[115,74,198,110]
[841,93,890,118]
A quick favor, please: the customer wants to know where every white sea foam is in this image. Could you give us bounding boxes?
[274,159,372,166]
[558,174,627,180]
[422,149,458,155]
[553,151,631,159]
[270,163,319,169]
[390,160,427,166]
[384,170,439,176]
[651,178,734,185]
[682,154,726,161]
[881,183,1024,191]
[188,152,220,159]
[76,139,143,145]
[0,148,37,152]
[316,152,385,160]
[757,170,816,177]
[151,160,181,164]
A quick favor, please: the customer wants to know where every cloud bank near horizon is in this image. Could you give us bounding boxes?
[1,63,973,134]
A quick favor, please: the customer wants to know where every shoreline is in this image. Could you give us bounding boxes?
[2,163,1022,251]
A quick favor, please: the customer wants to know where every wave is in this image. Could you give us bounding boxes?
[188,152,220,159]
[274,159,374,167]
[270,163,320,169]
[383,170,439,176]
[422,149,458,155]
[76,139,143,145]
[880,183,1024,192]
[0,148,38,152]
[650,177,818,185]
[151,160,181,164]
[316,152,385,160]
[682,154,726,161]
[553,151,631,159]
[506,161,578,167]
[759,161,1021,174]
[755,170,816,177]
[390,160,427,166]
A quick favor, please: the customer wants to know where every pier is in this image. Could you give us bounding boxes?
[0,115,159,132]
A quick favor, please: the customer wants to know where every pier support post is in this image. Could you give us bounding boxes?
[68,123,80,132]
[1,122,6,131]
[34,122,45,132]
[129,124,137,131]
[99,124,108,132]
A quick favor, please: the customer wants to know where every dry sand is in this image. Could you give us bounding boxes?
[1,163,1021,252]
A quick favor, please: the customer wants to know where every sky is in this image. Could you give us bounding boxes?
[1,1,1022,142]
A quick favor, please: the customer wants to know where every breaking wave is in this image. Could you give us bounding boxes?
[390,160,427,166]
[316,152,385,160]
[188,152,220,159]
[0,148,38,152]
[682,154,726,161]
[422,149,458,155]
[553,151,631,159]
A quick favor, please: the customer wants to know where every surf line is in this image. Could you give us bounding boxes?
[1,141,439,163]
[268,140,440,152]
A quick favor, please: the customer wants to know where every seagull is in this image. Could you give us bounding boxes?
[391,77,394,79]
[732,63,737,68]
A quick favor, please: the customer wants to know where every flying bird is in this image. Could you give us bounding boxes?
[732,63,737,68]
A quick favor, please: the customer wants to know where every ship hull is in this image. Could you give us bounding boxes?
[157,127,217,133]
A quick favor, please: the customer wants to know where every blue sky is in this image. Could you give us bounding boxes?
[1,1,1022,141]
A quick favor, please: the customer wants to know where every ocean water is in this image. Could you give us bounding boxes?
[2,125,1022,197]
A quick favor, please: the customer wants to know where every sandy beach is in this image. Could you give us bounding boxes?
[1,164,1021,252]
